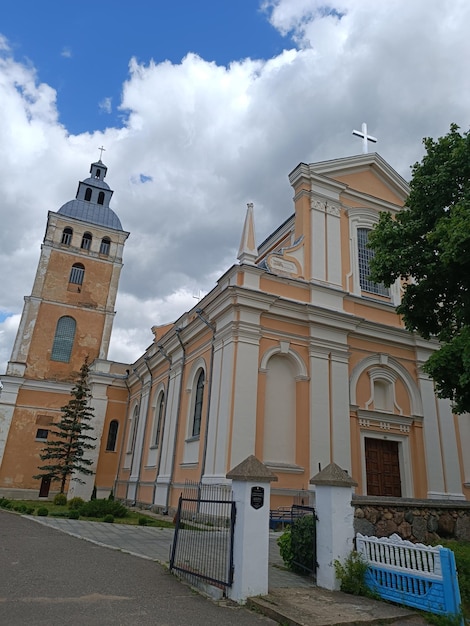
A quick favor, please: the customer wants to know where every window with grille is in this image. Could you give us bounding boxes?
[106,420,119,451]
[99,237,110,255]
[357,228,389,296]
[81,233,92,250]
[61,227,73,245]
[51,316,76,362]
[69,263,85,285]
[192,371,205,437]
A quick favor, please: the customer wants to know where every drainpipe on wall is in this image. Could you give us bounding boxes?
[114,369,131,499]
[152,344,172,507]
[165,327,186,514]
[195,308,216,484]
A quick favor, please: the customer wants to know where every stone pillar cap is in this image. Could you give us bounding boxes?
[310,462,358,487]
[227,455,278,482]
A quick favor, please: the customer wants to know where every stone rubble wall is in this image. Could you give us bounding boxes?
[353,496,470,544]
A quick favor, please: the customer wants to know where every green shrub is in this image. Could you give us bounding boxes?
[277,515,315,575]
[277,526,293,569]
[53,493,67,506]
[67,497,85,511]
[138,516,149,526]
[4,502,13,510]
[68,510,80,519]
[0,498,11,508]
[13,504,28,513]
[334,551,373,597]
[103,514,114,523]
[25,507,35,515]
[51,511,70,517]
[79,498,127,519]
[37,507,49,517]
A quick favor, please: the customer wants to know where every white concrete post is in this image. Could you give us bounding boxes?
[310,462,357,591]
[226,455,277,604]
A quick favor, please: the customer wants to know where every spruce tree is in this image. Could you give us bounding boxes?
[34,357,96,494]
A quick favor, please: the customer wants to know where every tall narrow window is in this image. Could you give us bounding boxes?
[84,188,92,201]
[69,263,85,285]
[97,191,105,205]
[192,371,205,437]
[154,393,165,447]
[128,405,139,452]
[51,316,76,362]
[61,227,73,245]
[357,228,389,296]
[95,168,101,179]
[106,420,119,451]
[81,232,92,250]
[99,237,110,255]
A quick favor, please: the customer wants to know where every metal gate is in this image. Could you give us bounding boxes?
[290,504,317,578]
[170,482,236,590]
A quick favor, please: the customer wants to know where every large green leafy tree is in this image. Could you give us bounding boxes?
[368,125,470,413]
[34,357,96,493]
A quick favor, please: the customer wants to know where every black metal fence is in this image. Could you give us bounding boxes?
[169,482,236,591]
[290,504,317,578]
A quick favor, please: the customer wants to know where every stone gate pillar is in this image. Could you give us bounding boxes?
[310,462,357,591]
[226,455,277,603]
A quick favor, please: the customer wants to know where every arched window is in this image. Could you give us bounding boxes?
[128,405,139,452]
[154,392,165,447]
[192,370,205,437]
[69,263,85,285]
[95,168,101,179]
[99,237,110,255]
[51,316,76,362]
[81,232,92,250]
[357,228,389,296]
[61,227,73,246]
[84,188,92,201]
[106,420,119,451]
[97,191,105,205]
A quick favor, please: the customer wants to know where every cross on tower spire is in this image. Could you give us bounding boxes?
[352,123,377,154]
[98,146,106,160]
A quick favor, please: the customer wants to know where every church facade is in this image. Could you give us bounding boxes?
[1,152,469,509]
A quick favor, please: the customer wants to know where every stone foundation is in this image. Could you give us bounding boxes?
[353,496,470,544]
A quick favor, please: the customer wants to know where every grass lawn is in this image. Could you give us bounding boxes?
[0,498,175,528]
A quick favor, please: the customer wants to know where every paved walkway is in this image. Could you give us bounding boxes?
[25,516,312,589]
[25,515,429,625]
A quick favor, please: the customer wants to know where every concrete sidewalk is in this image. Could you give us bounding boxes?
[26,515,428,625]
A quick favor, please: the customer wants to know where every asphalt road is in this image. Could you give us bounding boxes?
[0,510,275,626]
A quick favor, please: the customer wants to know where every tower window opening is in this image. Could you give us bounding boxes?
[95,168,101,179]
[81,232,92,250]
[84,188,92,201]
[99,237,110,255]
[51,316,76,362]
[97,191,105,205]
[61,227,73,246]
[69,263,85,285]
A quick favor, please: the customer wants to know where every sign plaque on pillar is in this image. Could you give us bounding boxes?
[250,486,264,509]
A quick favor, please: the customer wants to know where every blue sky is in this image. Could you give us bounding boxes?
[1,0,470,371]
[2,2,287,134]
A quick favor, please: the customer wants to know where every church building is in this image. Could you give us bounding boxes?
[1,151,469,509]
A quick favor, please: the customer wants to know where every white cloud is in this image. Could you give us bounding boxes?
[1,1,470,373]
[61,47,72,58]
[99,97,112,114]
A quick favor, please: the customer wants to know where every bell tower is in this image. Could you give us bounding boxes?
[0,158,129,495]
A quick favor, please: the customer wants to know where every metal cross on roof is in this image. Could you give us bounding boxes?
[98,145,106,160]
[352,123,377,154]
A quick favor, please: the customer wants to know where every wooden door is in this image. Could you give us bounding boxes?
[365,438,401,497]
[39,477,51,498]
